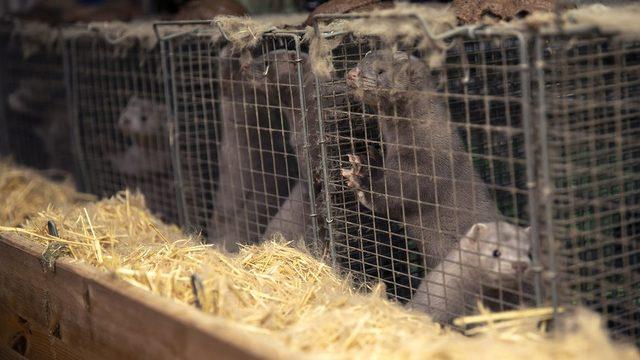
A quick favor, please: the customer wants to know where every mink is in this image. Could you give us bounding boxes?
[407,221,532,324]
[343,50,497,269]
[207,46,297,251]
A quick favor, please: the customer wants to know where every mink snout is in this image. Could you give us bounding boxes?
[346,68,360,87]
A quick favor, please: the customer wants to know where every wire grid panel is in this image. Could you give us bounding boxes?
[314,24,538,322]
[64,28,180,224]
[0,20,73,172]
[160,27,319,251]
[536,32,640,342]
[158,26,221,235]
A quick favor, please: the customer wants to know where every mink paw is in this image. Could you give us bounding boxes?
[340,154,373,210]
[341,154,364,188]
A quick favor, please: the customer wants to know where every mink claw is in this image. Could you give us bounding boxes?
[340,168,360,189]
[348,153,364,175]
[341,154,365,190]
[340,167,354,178]
[340,156,372,210]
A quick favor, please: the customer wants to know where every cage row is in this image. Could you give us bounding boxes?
[0,10,638,341]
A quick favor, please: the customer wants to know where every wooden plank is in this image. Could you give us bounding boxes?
[0,306,81,360]
[0,233,281,360]
[0,344,28,360]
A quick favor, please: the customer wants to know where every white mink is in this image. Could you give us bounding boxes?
[111,95,171,176]
[407,221,532,324]
[117,96,167,140]
[109,143,171,176]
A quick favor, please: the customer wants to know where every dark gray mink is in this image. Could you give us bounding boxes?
[240,49,350,243]
[344,50,497,269]
[208,46,297,251]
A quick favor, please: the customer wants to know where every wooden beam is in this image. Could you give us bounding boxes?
[0,233,280,359]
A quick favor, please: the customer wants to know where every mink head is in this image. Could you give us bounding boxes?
[8,78,56,116]
[345,50,431,109]
[460,222,532,282]
[117,96,166,137]
[240,50,306,90]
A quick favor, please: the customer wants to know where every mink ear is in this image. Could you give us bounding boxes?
[524,226,531,235]
[219,44,232,58]
[466,223,489,242]
[392,51,410,62]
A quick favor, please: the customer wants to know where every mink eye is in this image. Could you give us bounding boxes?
[492,249,501,258]
[377,68,385,76]
[141,115,147,123]
[527,251,533,261]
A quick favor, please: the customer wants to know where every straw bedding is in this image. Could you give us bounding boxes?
[0,159,94,227]
[0,161,637,359]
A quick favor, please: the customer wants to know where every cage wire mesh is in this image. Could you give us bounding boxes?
[314,33,420,303]
[158,24,321,252]
[0,19,74,174]
[156,24,222,237]
[312,13,640,339]
[313,16,537,322]
[535,32,640,342]
[63,24,180,224]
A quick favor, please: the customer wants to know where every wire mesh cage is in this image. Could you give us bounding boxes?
[312,16,538,320]
[535,31,640,342]
[157,22,321,252]
[63,23,180,224]
[310,11,640,341]
[0,19,74,173]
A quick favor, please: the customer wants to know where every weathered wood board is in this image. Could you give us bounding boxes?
[0,233,279,360]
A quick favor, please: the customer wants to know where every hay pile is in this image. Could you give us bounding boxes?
[0,159,94,226]
[0,165,637,358]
